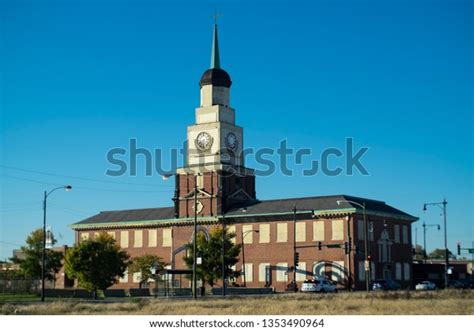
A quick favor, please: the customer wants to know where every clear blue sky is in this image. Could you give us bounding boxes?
[1,0,472,261]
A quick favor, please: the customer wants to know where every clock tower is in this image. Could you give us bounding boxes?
[174,24,256,218]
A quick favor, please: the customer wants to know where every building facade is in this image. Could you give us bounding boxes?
[71,24,418,292]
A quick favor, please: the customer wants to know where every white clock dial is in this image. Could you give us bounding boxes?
[195,132,213,151]
[225,132,238,150]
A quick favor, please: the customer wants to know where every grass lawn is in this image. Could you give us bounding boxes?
[1,290,473,315]
[0,293,39,302]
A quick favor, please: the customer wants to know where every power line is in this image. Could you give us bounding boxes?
[0,201,41,207]
[0,164,172,187]
[0,202,42,210]
[1,174,63,187]
[1,174,173,193]
[0,241,23,248]
[0,207,41,214]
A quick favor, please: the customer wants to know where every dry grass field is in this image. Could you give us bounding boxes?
[1,290,473,315]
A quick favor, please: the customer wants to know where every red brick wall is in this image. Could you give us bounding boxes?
[352,213,413,289]
[74,213,414,292]
[176,171,256,218]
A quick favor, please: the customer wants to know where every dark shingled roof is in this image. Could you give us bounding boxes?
[72,194,417,228]
[74,207,175,225]
[225,194,416,219]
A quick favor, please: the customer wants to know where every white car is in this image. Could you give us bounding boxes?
[415,281,437,291]
[301,278,338,293]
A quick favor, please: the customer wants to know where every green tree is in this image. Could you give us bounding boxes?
[11,228,63,281]
[428,248,456,260]
[129,254,165,288]
[65,233,129,298]
[413,244,427,260]
[183,226,241,290]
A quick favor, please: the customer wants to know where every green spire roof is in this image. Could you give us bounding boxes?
[210,24,220,69]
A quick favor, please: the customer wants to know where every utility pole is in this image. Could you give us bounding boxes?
[422,220,440,263]
[423,199,449,288]
[241,229,259,287]
[41,185,72,302]
[193,175,198,299]
[442,199,448,288]
[423,221,427,263]
[415,227,418,248]
[337,199,369,292]
[221,214,226,297]
[41,191,47,302]
[293,205,297,293]
[362,202,369,292]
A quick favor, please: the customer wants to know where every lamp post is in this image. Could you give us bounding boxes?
[241,229,258,287]
[221,213,226,297]
[150,261,159,298]
[41,185,72,302]
[337,199,370,292]
[192,174,199,299]
[422,221,440,263]
[163,173,200,299]
[292,206,315,292]
[423,199,448,288]
[292,205,297,292]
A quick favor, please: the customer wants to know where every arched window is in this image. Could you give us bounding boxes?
[377,229,393,262]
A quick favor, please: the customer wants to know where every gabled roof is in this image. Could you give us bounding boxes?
[71,194,417,230]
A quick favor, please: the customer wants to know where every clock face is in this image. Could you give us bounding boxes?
[195,132,213,151]
[225,132,239,151]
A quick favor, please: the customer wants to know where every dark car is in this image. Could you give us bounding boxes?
[459,279,474,289]
[447,280,465,289]
[371,279,401,291]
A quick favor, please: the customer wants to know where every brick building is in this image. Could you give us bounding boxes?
[71,24,418,292]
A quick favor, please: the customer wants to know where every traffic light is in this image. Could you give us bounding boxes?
[294,252,300,267]
[367,255,372,262]
[457,242,461,255]
[318,241,322,251]
[344,241,350,255]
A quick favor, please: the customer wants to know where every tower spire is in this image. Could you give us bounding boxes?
[210,23,220,69]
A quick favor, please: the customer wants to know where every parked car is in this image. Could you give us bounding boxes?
[371,279,401,291]
[415,281,437,290]
[447,280,465,289]
[300,278,338,293]
[459,279,474,289]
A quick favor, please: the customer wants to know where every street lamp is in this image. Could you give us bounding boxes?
[422,220,440,263]
[221,213,226,297]
[41,185,72,302]
[163,172,201,299]
[423,199,448,288]
[291,205,315,293]
[150,261,159,298]
[293,205,297,293]
[241,229,259,287]
[193,175,198,299]
[337,199,370,292]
